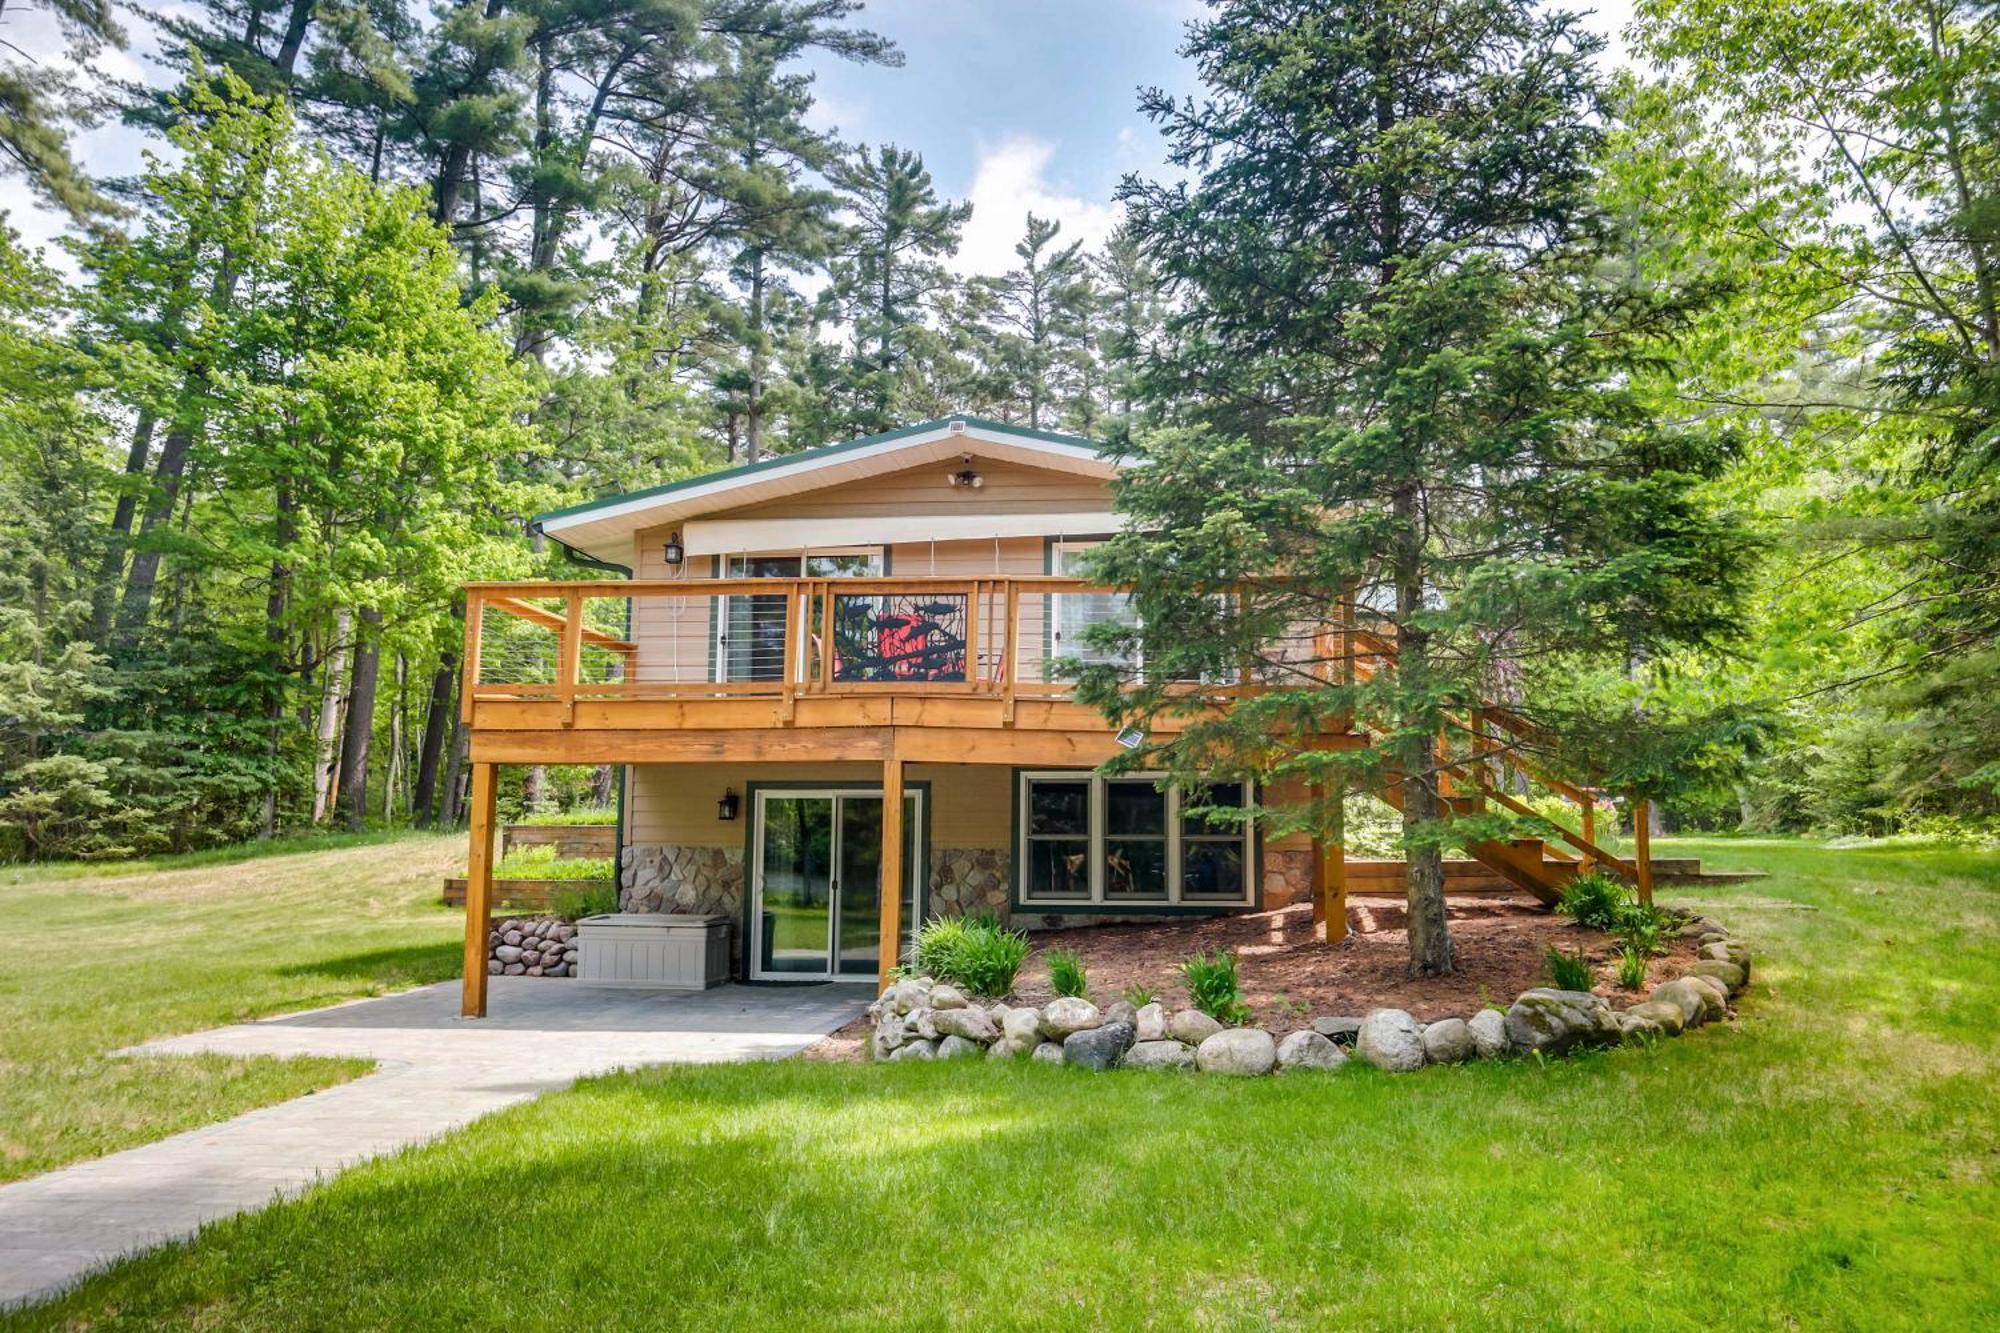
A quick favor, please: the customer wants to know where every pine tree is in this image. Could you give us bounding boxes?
[0,0,124,217]
[981,213,1095,429]
[1094,0,1755,975]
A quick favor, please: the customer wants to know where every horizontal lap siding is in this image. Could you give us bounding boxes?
[626,762,1014,850]
[727,455,1109,518]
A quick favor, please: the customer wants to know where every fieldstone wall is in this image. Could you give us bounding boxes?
[486,916,577,977]
[1260,847,1314,908]
[928,848,1010,921]
[621,844,746,974]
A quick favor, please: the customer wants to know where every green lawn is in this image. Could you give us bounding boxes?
[6,837,1997,1330]
[0,832,465,1184]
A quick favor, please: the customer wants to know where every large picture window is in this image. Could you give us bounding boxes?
[1017,772,1253,907]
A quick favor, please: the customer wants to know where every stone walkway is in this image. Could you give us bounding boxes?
[0,978,870,1310]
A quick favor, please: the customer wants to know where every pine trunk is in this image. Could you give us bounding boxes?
[93,411,155,643]
[312,608,352,823]
[337,608,383,832]
[412,655,456,827]
[1394,484,1453,977]
[115,423,194,645]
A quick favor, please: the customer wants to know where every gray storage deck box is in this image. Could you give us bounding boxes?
[576,913,730,990]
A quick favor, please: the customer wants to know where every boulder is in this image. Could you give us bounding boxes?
[1063,1021,1135,1072]
[869,1025,905,1061]
[1467,1009,1510,1059]
[888,978,932,1015]
[1619,1011,1665,1040]
[1196,1027,1278,1076]
[1040,997,1102,1039]
[1312,1015,1364,1048]
[1275,1029,1346,1072]
[1625,999,1687,1036]
[1697,941,1732,963]
[1168,1009,1224,1046]
[1502,989,1620,1055]
[910,1009,941,1042]
[503,962,526,976]
[1356,1009,1427,1073]
[494,945,524,965]
[1648,978,1709,1027]
[1134,1002,1168,1042]
[1122,1039,1197,1071]
[936,1034,984,1060]
[1684,973,1730,1019]
[1000,1006,1044,1044]
[930,983,969,1011]
[1421,1018,1475,1065]
[502,930,524,947]
[931,1007,1000,1043]
[1030,1041,1066,1066]
[987,1035,1043,1060]
[1102,999,1138,1028]
[887,1039,937,1062]
[1689,959,1747,994]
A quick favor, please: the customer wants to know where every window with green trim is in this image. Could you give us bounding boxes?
[1017,772,1252,907]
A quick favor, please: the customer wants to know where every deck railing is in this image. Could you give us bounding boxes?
[460,575,1220,722]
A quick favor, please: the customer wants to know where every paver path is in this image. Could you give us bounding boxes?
[0,978,870,1309]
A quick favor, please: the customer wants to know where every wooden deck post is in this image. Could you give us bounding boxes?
[877,745,907,994]
[1579,795,1597,873]
[461,762,498,1017]
[1633,797,1654,908]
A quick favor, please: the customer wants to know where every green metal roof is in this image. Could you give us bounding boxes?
[531,415,1106,527]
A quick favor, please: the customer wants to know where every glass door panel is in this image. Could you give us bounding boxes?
[832,795,920,976]
[755,795,832,976]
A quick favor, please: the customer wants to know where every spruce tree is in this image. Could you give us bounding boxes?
[1093,0,1754,975]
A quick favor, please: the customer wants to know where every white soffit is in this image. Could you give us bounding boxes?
[682,511,1126,557]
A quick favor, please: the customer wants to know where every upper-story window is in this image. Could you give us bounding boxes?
[1050,540,1139,674]
[1018,771,1253,907]
[718,549,882,682]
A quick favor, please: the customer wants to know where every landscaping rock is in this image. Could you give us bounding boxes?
[1689,959,1746,994]
[887,1039,937,1062]
[1063,1021,1135,1072]
[494,944,524,964]
[1102,999,1138,1028]
[1030,1041,1066,1066]
[1134,1002,1168,1042]
[487,960,501,975]
[888,979,931,1015]
[988,1035,1042,1060]
[931,1007,999,1043]
[1040,997,1102,1039]
[1697,941,1732,963]
[1356,1009,1427,1072]
[1467,1009,1509,1059]
[503,962,526,975]
[930,984,969,1010]
[1196,1027,1278,1076]
[1276,1029,1346,1072]
[1626,999,1686,1036]
[869,1025,905,1060]
[1619,1011,1665,1040]
[1312,1015,1363,1048]
[1421,1017,1475,1064]
[502,929,524,947]
[1000,1007,1043,1044]
[1684,973,1731,1019]
[911,1009,941,1041]
[1649,979,1709,1027]
[1122,1039,1197,1071]
[1503,989,1620,1055]
[936,1034,984,1060]
[1168,1009,1224,1046]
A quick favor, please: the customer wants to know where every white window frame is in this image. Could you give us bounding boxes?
[1016,770,1255,908]
[714,546,884,684]
[1049,539,1141,674]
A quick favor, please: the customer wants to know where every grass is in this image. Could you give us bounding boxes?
[7,837,1999,1329]
[0,831,464,1185]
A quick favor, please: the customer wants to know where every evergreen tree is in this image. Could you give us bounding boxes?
[981,213,1095,429]
[0,0,124,218]
[1094,0,1755,975]
[1094,222,1166,427]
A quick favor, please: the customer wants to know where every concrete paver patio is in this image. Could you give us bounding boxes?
[0,978,870,1310]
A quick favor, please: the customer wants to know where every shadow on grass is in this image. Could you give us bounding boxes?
[276,942,460,986]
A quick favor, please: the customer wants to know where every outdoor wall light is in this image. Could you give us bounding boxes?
[717,787,739,821]
[663,534,685,567]
[946,454,984,489]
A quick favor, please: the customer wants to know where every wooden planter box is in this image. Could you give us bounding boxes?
[441,877,615,910]
[500,824,616,859]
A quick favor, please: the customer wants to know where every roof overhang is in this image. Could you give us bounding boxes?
[534,417,1119,566]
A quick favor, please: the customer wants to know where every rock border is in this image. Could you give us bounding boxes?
[485,916,579,977]
[865,912,1752,1074]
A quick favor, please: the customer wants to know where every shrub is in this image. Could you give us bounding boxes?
[517,807,616,827]
[494,845,614,880]
[550,881,619,920]
[914,912,1030,997]
[1616,945,1649,990]
[1045,948,1088,999]
[1613,902,1672,957]
[1556,870,1631,931]
[1180,949,1253,1026]
[1121,982,1156,1008]
[1546,945,1595,991]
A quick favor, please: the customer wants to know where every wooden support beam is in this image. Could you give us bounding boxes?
[877,745,907,995]
[461,762,498,1018]
[1633,798,1654,907]
[1579,795,1597,873]
[558,591,584,726]
[460,591,483,725]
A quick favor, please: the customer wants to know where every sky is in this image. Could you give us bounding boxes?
[3,0,1636,274]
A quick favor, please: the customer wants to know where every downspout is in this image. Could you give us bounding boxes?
[534,522,635,905]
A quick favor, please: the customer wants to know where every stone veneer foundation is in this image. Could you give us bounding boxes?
[621,844,747,974]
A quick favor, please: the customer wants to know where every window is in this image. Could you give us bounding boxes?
[1050,541,1138,673]
[717,549,882,682]
[1017,772,1253,907]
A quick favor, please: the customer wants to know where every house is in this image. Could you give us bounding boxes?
[454,416,1631,1016]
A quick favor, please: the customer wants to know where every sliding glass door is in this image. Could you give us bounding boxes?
[751,788,921,981]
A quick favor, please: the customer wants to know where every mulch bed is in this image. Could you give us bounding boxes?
[801,894,1698,1062]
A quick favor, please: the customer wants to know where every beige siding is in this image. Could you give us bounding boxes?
[626,762,1014,850]
[725,454,1111,519]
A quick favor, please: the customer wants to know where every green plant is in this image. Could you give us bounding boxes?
[1555,871,1631,931]
[1120,982,1156,1008]
[1180,950,1253,1025]
[494,845,614,881]
[1613,902,1672,957]
[516,807,617,827]
[913,913,1030,997]
[550,881,619,921]
[1045,948,1088,999]
[1546,945,1595,992]
[1616,946,1649,991]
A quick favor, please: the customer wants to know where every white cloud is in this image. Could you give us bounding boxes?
[953,134,1121,276]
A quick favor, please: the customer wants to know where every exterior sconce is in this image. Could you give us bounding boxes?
[663,534,685,567]
[946,454,984,490]
[717,787,739,821]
